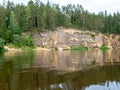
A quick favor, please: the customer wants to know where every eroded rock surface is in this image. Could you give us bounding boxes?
[28,28,120,49]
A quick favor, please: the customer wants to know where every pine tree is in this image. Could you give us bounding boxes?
[10,11,21,35]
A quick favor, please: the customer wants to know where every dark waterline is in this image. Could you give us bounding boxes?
[0,49,120,90]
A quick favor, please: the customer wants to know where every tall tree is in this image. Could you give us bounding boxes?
[10,11,20,34]
[26,0,35,31]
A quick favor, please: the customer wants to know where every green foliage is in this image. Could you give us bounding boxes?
[5,30,13,43]
[118,37,120,41]
[0,38,5,49]
[21,46,34,50]
[13,34,23,47]
[90,33,95,38]
[24,36,34,47]
[13,34,34,48]
[0,29,13,43]
[100,44,109,50]
[55,47,58,51]
[10,11,21,35]
[71,46,88,51]
[6,43,20,49]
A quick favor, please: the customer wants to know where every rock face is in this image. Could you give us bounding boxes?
[31,28,120,49]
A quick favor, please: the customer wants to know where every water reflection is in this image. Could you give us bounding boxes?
[34,49,120,73]
[0,49,120,90]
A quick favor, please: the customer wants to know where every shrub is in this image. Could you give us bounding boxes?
[13,34,23,47]
[55,47,58,50]
[100,44,109,50]
[118,37,120,41]
[24,36,34,47]
[71,46,88,51]
[13,34,34,48]
[90,33,95,38]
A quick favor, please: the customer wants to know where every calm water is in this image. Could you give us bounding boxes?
[0,49,120,90]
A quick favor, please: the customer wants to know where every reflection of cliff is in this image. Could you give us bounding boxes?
[33,49,120,73]
[107,49,120,63]
[34,50,59,69]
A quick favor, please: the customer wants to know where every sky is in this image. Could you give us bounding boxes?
[0,0,120,14]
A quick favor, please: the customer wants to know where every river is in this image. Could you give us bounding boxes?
[0,49,120,90]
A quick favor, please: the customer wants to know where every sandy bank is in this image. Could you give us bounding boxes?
[4,46,51,52]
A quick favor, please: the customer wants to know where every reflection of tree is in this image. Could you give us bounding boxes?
[0,51,4,62]
[0,51,35,90]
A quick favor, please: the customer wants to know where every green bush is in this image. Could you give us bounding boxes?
[71,46,88,51]
[0,38,5,49]
[24,36,34,47]
[13,34,34,48]
[0,29,13,43]
[55,47,58,50]
[13,34,23,47]
[100,44,109,50]
[90,33,95,38]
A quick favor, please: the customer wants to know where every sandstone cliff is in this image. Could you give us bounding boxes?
[25,28,120,49]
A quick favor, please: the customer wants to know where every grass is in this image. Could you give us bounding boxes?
[55,47,58,51]
[6,43,20,49]
[100,45,109,50]
[21,46,35,50]
[71,46,88,51]
[6,43,35,50]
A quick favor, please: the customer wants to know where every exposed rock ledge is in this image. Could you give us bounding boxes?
[23,27,120,50]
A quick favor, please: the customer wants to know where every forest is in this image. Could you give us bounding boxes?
[0,0,120,48]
